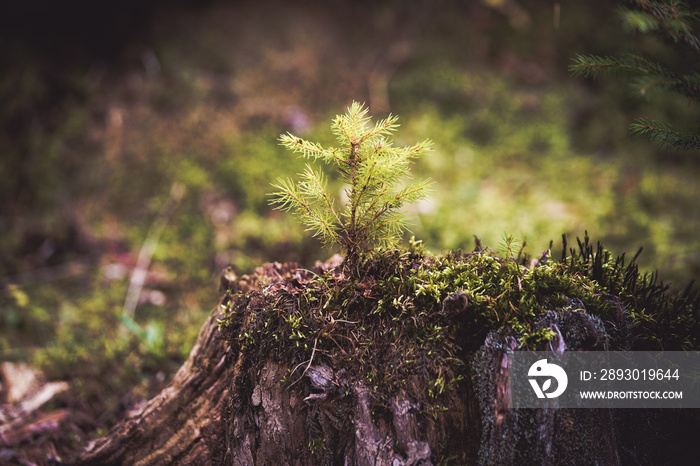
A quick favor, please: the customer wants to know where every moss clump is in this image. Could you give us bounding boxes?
[217,234,699,463]
[219,232,698,402]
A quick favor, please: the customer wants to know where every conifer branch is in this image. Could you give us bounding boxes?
[620,0,700,51]
[571,0,700,151]
[569,53,674,80]
[631,118,700,150]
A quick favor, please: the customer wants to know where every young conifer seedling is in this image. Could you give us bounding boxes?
[270,102,432,271]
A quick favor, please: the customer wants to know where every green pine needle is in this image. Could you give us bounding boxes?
[623,0,700,51]
[571,0,700,151]
[631,118,700,150]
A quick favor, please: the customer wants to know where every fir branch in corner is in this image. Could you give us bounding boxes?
[569,52,674,80]
[570,0,700,151]
[619,0,700,51]
[631,118,700,150]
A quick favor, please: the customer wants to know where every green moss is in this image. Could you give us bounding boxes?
[219,234,699,431]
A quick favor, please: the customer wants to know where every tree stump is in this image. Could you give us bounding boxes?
[75,259,691,465]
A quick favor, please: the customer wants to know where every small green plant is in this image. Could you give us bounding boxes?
[270,102,432,270]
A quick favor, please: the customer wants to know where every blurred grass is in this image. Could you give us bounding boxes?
[1,0,699,439]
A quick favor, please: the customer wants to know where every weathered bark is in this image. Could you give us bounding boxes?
[75,262,480,465]
[77,306,232,465]
[223,358,472,465]
[73,261,674,465]
[471,334,620,465]
[77,300,464,466]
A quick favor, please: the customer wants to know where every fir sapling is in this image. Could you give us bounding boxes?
[270,101,432,270]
